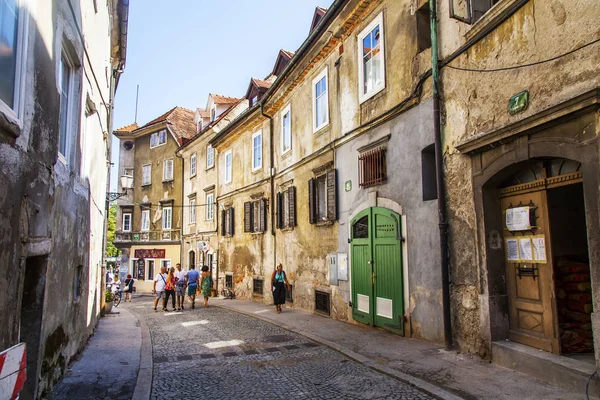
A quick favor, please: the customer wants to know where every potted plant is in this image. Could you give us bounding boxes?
[104,289,113,314]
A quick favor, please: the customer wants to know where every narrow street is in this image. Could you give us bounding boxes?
[129,298,434,400]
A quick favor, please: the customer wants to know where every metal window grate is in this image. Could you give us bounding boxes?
[286,285,293,303]
[315,290,330,315]
[225,275,233,288]
[253,278,263,295]
[359,147,387,188]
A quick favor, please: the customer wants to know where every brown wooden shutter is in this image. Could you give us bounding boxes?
[308,178,316,224]
[259,198,267,232]
[244,201,252,233]
[288,186,296,227]
[276,192,283,229]
[221,209,226,235]
[229,207,235,236]
[326,169,337,221]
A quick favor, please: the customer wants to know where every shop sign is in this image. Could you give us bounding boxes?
[509,90,529,115]
[134,249,165,258]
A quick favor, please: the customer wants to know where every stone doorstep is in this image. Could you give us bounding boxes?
[492,341,599,398]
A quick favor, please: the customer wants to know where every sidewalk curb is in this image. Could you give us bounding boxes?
[132,309,153,400]
[215,302,465,400]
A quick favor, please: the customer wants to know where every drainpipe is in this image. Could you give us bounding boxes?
[430,0,452,350]
[260,103,276,272]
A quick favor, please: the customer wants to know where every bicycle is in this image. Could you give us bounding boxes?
[113,290,122,307]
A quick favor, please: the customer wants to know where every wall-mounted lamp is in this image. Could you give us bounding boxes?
[106,175,134,201]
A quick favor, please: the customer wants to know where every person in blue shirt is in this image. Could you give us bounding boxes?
[185,265,200,309]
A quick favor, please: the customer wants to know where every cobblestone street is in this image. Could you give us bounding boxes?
[127,298,434,400]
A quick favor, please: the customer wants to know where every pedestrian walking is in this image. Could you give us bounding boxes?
[163,267,176,312]
[200,266,213,308]
[186,265,200,309]
[152,266,167,311]
[123,274,135,302]
[175,263,186,311]
[112,274,123,299]
[271,263,290,314]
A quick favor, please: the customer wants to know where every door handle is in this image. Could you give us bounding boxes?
[368,260,372,264]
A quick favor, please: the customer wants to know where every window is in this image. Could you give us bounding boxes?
[0,0,27,121]
[58,52,74,162]
[358,13,385,102]
[150,130,167,148]
[190,153,197,177]
[224,150,232,183]
[210,108,216,122]
[225,274,233,288]
[124,168,134,177]
[252,131,262,171]
[277,187,296,229]
[416,3,432,52]
[281,105,291,154]
[312,67,329,132]
[147,260,154,280]
[206,193,214,220]
[163,158,174,181]
[251,96,258,106]
[162,206,172,230]
[358,146,387,188]
[206,145,214,168]
[161,259,171,269]
[196,120,202,133]
[308,169,337,223]
[422,144,438,201]
[244,199,267,233]
[141,209,150,231]
[122,212,132,232]
[449,0,501,24]
[221,207,234,236]
[253,278,263,295]
[142,164,151,185]
[189,198,196,224]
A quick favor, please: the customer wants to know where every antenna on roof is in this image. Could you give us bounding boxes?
[134,84,140,123]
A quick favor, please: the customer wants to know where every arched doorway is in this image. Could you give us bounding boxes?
[350,207,404,335]
[188,249,196,269]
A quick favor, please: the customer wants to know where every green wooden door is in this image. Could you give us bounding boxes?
[350,209,373,325]
[350,207,403,334]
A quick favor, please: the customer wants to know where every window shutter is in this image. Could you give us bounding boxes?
[326,169,337,221]
[229,207,235,236]
[308,178,317,224]
[288,186,296,227]
[244,202,252,232]
[276,192,283,229]
[259,198,267,232]
[221,209,226,235]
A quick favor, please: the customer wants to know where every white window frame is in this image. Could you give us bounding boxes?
[281,104,292,155]
[142,164,152,185]
[0,0,29,128]
[150,130,167,149]
[58,51,75,164]
[206,193,214,221]
[141,209,150,231]
[210,107,216,122]
[189,198,196,224]
[251,95,258,106]
[190,153,197,177]
[163,158,174,181]
[122,212,132,232]
[252,130,262,171]
[206,145,214,169]
[357,12,386,103]
[124,167,134,177]
[312,67,329,133]
[224,150,232,184]
[162,206,172,230]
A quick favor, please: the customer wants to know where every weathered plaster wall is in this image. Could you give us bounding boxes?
[436,0,600,355]
[337,100,443,342]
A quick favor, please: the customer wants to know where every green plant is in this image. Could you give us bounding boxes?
[105,289,113,303]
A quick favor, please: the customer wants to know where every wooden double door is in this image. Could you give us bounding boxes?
[350,207,404,335]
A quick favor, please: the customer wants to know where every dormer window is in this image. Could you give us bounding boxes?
[210,108,216,122]
[251,96,258,106]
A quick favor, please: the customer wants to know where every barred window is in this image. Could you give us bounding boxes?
[359,147,387,188]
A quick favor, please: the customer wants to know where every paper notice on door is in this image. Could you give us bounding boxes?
[506,239,519,261]
[532,236,547,263]
[519,237,533,261]
[506,207,531,231]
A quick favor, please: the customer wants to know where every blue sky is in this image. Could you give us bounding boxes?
[111,0,332,190]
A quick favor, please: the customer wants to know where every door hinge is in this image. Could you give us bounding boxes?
[348,238,351,243]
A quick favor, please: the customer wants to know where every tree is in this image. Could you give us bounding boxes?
[106,202,119,257]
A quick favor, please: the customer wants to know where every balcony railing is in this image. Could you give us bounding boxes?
[115,229,181,243]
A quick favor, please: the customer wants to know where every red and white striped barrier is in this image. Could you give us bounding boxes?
[0,343,26,400]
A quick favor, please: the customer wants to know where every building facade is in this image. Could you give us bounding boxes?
[0,0,128,397]
[114,107,195,292]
